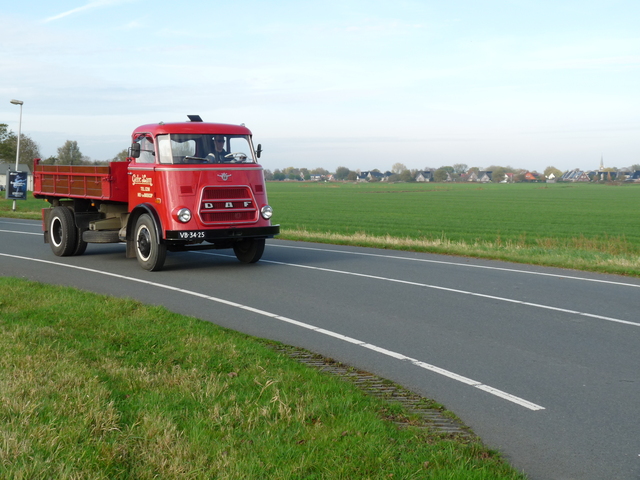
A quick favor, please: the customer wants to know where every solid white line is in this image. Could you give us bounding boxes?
[270,243,640,290]
[0,252,545,411]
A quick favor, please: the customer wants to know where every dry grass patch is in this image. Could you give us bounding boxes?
[280,228,640,276]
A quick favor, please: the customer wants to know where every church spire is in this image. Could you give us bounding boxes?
[600,155,604,170]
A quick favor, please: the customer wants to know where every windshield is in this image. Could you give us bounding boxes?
[156,134,256,165]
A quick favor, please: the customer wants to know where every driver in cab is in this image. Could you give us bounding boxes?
[207,136,229,163]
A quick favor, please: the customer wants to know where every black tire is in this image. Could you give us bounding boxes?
[73,230,88,256]
[134,214,167,271]
[233,238,265,263]
[83,230,121,243]
[49,207,78,257]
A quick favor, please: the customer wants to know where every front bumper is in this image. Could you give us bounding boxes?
[165,225,280,242]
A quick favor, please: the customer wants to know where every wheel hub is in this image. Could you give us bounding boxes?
[137,227,151,259]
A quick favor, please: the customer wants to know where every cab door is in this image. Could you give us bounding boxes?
[128,135,159,209]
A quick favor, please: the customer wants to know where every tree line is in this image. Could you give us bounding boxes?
[2,126,638,182]
[266,163,566,183]
[0,124,128,166]
[266,162,640,183]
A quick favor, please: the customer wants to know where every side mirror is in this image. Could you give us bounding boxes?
[256,144,262,159]
[129,143,141,158]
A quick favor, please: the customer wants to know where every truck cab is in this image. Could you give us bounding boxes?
[33,118,279,271]
[125,120,279,270]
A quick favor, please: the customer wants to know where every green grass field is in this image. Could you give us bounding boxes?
[267,181,640,276]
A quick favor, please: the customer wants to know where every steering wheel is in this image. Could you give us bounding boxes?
[224,152,248,163]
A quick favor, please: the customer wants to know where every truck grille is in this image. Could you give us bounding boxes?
[199,186,258,224]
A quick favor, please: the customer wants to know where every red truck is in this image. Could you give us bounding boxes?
[33,117,279,271]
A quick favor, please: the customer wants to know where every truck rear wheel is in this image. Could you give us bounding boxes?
[233,238,265,263]
[73,233,88,256]
[134,214,166,271]
[49,207,78,257]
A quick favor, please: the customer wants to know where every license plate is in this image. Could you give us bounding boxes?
[177,231,206,239]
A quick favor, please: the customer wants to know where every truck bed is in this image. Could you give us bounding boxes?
[33,160,129,203]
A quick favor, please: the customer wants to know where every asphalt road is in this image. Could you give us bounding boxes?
[1,218,639,480]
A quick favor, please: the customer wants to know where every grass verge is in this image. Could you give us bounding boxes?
[0,277,525,479]
[279,228,640,276]
[0,194,43,220]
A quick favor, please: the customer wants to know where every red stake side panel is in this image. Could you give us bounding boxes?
[33,159,129,203]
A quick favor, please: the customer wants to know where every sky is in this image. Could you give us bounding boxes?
[1,0,639,174]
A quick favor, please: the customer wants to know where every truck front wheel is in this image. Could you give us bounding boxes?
[233,238,265,264]
[134,214,167,271]
[49,207,78,257]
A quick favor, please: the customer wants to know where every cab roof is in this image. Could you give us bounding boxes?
[132,121,252,138]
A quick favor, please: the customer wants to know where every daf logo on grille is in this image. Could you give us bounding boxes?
[218,173,232,181]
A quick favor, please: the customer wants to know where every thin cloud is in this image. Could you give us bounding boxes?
[42,0,134,23]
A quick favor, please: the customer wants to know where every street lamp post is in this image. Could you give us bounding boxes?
[10,99,23,212]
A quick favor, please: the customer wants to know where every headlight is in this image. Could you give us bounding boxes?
[177,208,192,223]
[260,205,273,220]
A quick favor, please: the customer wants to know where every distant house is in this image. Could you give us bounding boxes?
[560,169,590,182]
[415,171,433,182]
[477,171,493,183]
[626,171,640,182]
[560,169,578,181]
[501,173,515,183]
[357,170,393,182]
[367,171,385,181]
[356,171,369,182]
[596,171,621,182]
[465,171,492,183]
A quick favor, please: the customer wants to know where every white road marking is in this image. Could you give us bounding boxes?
[6,223,640,290]
[271,243,640,290]
[0,252,545,411]
[229,254,640,329]
[0,229,41,236]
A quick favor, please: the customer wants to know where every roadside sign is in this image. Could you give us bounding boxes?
[6,170,27,200]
